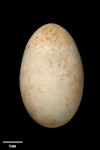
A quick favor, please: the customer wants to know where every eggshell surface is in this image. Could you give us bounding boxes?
[19,23,84,128]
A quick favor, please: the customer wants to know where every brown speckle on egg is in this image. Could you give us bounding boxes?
[60,77,64,80]
[65,103,68,107]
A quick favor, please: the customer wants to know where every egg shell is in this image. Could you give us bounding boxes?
[19,23,84,128]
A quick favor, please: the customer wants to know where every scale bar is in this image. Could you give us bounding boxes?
[2,141,23,143]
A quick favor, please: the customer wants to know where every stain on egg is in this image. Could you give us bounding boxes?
[19,23,84,128]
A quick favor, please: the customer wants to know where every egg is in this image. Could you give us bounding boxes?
[19,23,84,128]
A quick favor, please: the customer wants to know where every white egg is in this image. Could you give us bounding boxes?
[19,23,84,128]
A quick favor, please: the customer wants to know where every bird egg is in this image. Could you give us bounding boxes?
[19,23,84,128]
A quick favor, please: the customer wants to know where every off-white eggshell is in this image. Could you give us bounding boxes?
[19,23,84,128]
